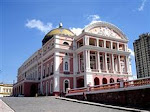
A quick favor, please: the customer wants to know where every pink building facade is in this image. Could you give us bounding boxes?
[13,22,132,96]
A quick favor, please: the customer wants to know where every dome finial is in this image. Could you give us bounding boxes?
[59,22,63,28]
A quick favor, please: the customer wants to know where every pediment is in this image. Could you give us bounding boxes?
[89,26,122,39]
[84,22,128,40]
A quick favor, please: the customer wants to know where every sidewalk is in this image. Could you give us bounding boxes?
[0,99,14,112]
[56,97,149,112]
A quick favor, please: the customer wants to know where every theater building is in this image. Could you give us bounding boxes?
[13,21,132,96]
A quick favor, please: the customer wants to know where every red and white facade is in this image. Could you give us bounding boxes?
[13,21,132,96]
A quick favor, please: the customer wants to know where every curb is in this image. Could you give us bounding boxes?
[0,99,15,112]
[55,97,149,112]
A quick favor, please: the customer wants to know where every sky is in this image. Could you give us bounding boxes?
[0,0,150,84]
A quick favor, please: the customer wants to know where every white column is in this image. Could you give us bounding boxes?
[83,37,85,45]
[55,35,60,48]
[96,38,99,47]
[126,56,129,73]
[104,40,106,48]
[87,50,91,71]
[84,36,89,45]
[54,75,59,92]
[84,51,87,72]
[73,53,78,73]
[105,53,108,72]
[54,52,60,74]
[118,55,121,73]
[117,42,119,50]
[124,44,126,51]
[111,41,113,49]
[85,73,94,87]
[111,54,114,73]
[85,50,89,72]
[87,36,89,45]
[78,54,80,72]
[73,76,76,88]
[97,51,101,72]
[53,52,60,93]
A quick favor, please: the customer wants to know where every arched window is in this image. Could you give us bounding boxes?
[102,78,107,84]
[63,79,70,93]
[110,78,114,83]
[63,42,69,45]
[94,77,100,85]
[65,53,69,56]
[65,61,68,71]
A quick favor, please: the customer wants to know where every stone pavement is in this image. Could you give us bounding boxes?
[1,96,129,112]
[0,99,14,112]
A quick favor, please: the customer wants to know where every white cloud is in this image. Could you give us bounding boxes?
[87,14,100,21]
[25,19,53,34]
[138,0,147,11]
[70,14,101,36]
[128,48,135,57]
[25,15,101,36]
[70,27,82,36]
[87,14,101,24]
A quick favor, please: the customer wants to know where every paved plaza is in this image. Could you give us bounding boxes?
[0,96,129,112]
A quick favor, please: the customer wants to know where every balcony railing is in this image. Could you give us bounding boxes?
[67,77,150,95]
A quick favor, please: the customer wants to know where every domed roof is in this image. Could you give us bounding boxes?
[42,23,75,45]
[46,28,75,37]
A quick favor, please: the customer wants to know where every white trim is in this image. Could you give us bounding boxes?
[54,52,60,74]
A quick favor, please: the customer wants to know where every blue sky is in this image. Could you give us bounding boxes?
[0,0,150,84]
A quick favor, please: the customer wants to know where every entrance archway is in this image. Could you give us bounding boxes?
[63,79,70,93]
[30,84,37,97]
[94,77,99,85]
[102,78,107,84]
[77,78,84,88]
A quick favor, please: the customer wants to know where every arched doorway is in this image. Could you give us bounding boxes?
[77,78,84,88]
[63,79,70,93]
[102,78,107,84]
[94,77,99,85]
[30,84,37,97]
[110,78,114,83]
